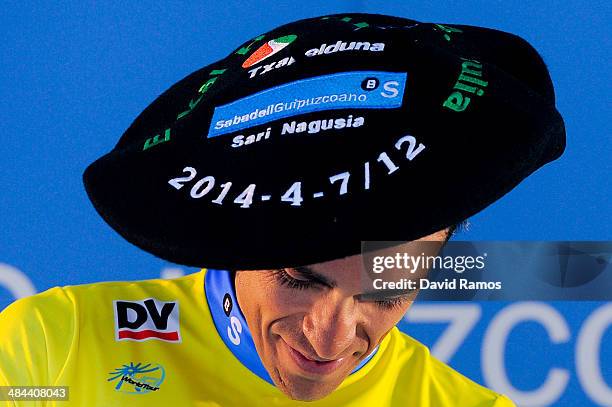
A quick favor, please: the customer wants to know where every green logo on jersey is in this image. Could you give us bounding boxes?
[108,362,166,394]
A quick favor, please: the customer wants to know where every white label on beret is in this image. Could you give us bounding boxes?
[208,71,407,138]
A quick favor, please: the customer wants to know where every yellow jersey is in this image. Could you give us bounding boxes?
[0,270,514,406]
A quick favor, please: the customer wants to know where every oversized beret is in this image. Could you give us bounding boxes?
[83,13,566,269]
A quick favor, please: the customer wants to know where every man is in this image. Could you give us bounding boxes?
[4,228,517,406]
[231,227,462,402]
[0,13,565,406]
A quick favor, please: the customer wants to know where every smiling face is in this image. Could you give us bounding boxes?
[235,229,449,401]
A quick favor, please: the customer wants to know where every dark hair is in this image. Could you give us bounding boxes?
[446,219,470,241]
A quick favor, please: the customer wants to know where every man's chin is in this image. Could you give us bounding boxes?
[272,370,344,401]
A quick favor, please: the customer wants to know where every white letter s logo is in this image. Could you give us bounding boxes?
[381,81,399,98]
[227,315,243,345]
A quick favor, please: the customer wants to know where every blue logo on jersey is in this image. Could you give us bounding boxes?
[208,71,407,138]
[107,362,166,394]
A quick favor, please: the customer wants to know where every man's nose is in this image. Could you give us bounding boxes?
[302,294,357,360]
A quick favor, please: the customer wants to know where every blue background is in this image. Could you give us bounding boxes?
[1,1,610,406]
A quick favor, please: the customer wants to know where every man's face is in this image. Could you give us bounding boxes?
[235,229,449,401]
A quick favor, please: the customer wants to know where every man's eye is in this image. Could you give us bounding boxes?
[374,297,409,310]
[273,269,314,290]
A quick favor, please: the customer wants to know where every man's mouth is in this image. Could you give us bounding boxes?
[281,339,346,376]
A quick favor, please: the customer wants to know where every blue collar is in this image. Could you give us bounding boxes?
[204,269,377,385]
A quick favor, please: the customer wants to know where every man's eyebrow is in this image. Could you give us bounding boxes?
[294,266,337,288]
[359,289,416,299]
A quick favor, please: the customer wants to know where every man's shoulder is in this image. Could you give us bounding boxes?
[0,270,208,386]
[0,285,74,331]
[0,270,204,331]
[0,286,76,386]
[388,329,515,406]
[59,270,203,302]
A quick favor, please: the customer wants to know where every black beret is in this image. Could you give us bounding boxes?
[83,13,565,270]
